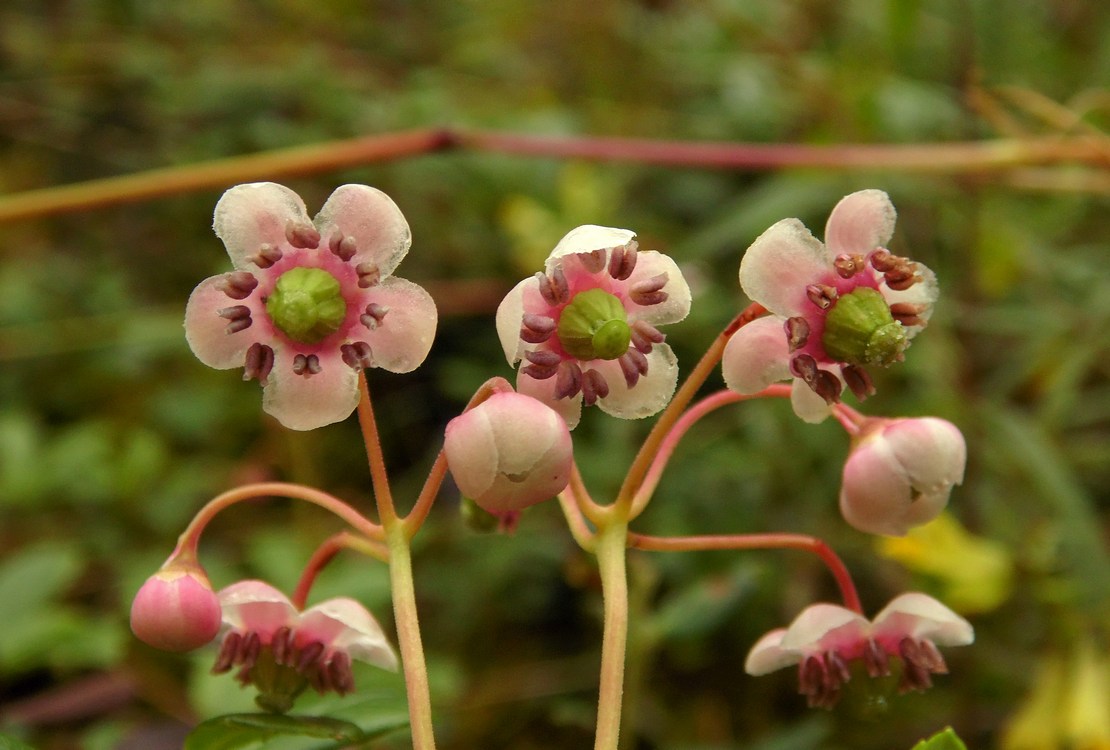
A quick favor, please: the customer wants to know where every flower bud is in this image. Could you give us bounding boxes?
[444,392,573,513]
[839,417,966,536]
[130,562,222,652]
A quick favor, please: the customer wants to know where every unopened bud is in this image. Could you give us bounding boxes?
[130,562,222,652]
[444,392,573,514]
[840,417,966,536]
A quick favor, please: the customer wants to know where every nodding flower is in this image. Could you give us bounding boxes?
[745,593,973,709]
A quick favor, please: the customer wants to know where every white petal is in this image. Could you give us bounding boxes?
[744,628,797,675]
[357,277,437,373]
[872,593,974,647]
[495,278,532,364]
[313,185,412,280]
[261,354,361,430]
[517,370,582,430]
[739,219,829,317]
[824,189,896,257]
[595,345,678,420]
[184,275,262,369]
[779,603,869,651]
[790,377,837,423]
[624,250,692,326]
[298,597,399,671]
[213,183,311,269]
[217,580,296,634]
[721,316,791,395]
[546,225,637,271]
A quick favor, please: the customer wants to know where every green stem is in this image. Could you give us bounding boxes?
[386,524,437,750]
[594,521,629,750]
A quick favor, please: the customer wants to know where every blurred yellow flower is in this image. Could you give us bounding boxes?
[877,512,1012,613]
[1001,639,1110,750]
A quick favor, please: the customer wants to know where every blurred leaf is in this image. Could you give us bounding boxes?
[184,714,367,750]
[649,561,758,640]
[0,734,37,750]
[910,727,967,750]
[0,543,81,618]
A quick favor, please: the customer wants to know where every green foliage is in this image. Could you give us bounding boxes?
[184,713,403,750]
[910,727,968,750]
[1,0,1108,748]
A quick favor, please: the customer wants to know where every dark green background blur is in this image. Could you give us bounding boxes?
[1,2,1107,749]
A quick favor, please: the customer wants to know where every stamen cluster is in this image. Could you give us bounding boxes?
[497,225,691,428]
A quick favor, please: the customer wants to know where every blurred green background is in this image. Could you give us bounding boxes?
[1,1,1107,749]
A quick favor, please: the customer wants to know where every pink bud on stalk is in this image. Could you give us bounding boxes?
[839,417,967,536]
[130,562,222,652]
[444,392,573,514]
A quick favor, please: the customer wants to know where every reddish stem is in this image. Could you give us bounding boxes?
[627,531,863,614]
[290,531,389,609]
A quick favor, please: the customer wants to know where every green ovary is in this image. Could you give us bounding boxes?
[265,267,347,344]
[822,287,906,367]
[556,289,631,360]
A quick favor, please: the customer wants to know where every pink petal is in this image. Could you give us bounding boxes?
[213,183,311,269]
[261,353,360,430]
[297,597,398,671]
[745,628,797,675]
[546,225,637,271]
[779,603,870,651]
[623,250,692,326]
[184,275,263,369]
[594,344,678,420]
[357,277,437,373]
[739,219,828,317]
[872,593,974,647]
[824,189,896,257]
[218,580,297,638]
[495,278,532,365]
[313,185,412,280]
[517,370,582,430]
[790,376,837,424]
[721,316,791,395]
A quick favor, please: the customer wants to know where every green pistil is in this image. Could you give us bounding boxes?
[822,287,906,367]
[557,289,631,360]
[265,267,347,344]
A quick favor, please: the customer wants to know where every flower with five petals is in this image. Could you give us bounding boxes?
[722,190,937,423]
[185,182,437,430]
[496,225,691,428]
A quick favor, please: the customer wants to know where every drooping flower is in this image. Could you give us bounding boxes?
[840,416,966,536]
[444,391,573,514]
[722,190,937,423]
[130,561,222,652]
[185,183,437,431]
[745,593,973,709]
[212,580,397,712]
[496,225,692,428]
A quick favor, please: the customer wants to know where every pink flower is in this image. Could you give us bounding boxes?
[722,190,937,423]
[496,225,692,428]
[130,563,222,652]
[444,391,573,514]
[185,183,437,431]
[840,417,967,536]
[745,593,973,709]
[213,580,397,711]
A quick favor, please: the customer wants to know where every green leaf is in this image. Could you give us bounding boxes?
[0,734,38,750]
[184,714,367,750]
[910,727,968,750]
